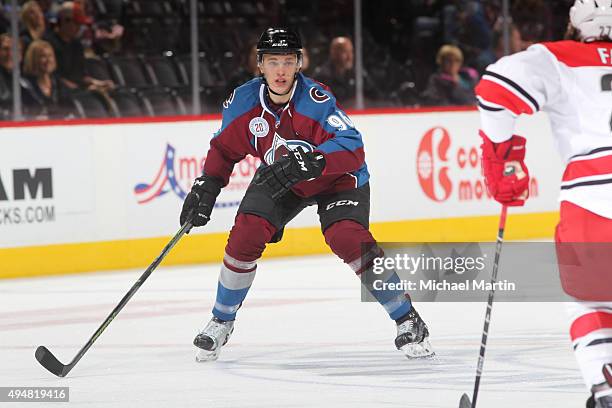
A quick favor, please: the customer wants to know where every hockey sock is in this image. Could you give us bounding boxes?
[568,302,612,389]
[212,214,276,320]
[212,252,257,321]
[364,267,412,321]
[323,221,412,321]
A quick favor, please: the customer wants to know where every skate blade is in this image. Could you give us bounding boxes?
[400,338,435,359]
[195,347,221,362]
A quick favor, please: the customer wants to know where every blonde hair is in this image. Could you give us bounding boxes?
[20,1,43,31]
[23,40,56,76]
[436,45,464,65]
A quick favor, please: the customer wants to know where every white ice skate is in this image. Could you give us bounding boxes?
[394,308,434,359]
[194,317,234,362]
[588,366,612,408]
[588,387,612,408]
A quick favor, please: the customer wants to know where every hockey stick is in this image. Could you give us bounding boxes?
[35,220,193,377]
[459,204,509,408]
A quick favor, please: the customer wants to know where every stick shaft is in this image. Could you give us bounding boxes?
[41,221,192,376]
[471,206,508,408]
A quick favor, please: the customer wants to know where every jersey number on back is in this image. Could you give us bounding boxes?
[603,74,612,132]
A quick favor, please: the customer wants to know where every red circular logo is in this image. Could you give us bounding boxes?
[417,127,452,202]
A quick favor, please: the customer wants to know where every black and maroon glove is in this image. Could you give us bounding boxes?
[253,149,325,200]
[180,174,223,229]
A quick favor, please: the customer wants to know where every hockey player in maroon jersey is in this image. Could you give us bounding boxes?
[475,1,612,406]
[179,28,434,362]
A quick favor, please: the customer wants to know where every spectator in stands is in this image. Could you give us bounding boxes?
[92,20,124,55]
[21,39,72,119]
[0,7,9,35]
[475,24,523,73]
[73,0,95,55]
[313,36,378,108]
[72,0,119,58]
[421,44,478,106]
[20,1,48,53]
[226,44,260,93]
[301,46,311,76]
[35,0,55,21]
[451,1,500,71]
[512,0,553,48]
[0,34,25,117]
[0,34,14,95]
[45,1,114,92]
[86,0,124,56]
[313,36,354,103]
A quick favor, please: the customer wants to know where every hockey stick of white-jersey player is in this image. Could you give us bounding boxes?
[35,218,194,377]
[459,203,508,408]
[459,163,522,408]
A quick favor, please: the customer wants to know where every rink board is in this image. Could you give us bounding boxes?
[0,109,562,278]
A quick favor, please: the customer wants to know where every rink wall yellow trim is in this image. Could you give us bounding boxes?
[0,211,558,279]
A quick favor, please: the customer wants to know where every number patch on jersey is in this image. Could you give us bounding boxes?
[327,111,354,131]
[602,74,612,132]
[602,74,612,92]
[337,110,354,128]
[249,117,270,138]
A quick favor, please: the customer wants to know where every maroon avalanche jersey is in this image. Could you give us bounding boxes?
[203,73,370,197]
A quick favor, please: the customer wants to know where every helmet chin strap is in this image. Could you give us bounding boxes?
[262,74,298,97]
[268,86,292,97]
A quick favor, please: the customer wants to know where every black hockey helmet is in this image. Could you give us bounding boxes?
[256,27,302,61]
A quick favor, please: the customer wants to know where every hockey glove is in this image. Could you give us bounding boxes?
[180,174,223,230]
[480,130,530,206]
[253,149,326,200]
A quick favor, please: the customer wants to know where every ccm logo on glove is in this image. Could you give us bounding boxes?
[292,150,308,172]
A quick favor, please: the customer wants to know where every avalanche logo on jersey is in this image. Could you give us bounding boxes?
[262,132,315,165]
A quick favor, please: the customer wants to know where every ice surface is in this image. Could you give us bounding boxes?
[0,255,585,407]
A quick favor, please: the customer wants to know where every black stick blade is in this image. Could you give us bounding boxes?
[35,346,70,377]
[459,393,472,408]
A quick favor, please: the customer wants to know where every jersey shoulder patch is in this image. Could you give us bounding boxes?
[294,74,337,122]
[220,77,261,126]
[215,78,262,137]
[224,77,261,113]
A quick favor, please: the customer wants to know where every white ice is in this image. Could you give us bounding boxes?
[0,254,586,407]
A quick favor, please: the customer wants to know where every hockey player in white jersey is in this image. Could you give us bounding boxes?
[475,1,612,406]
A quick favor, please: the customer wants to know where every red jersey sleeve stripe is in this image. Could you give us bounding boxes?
[475,79,535,115]
[571,311,612,341]
[483,70,540,111]
[563,155,612,182]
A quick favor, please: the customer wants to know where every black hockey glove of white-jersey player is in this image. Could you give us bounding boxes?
[180,174,223,230]
[254,150,326,200]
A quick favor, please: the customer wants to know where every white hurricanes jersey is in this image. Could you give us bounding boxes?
[476,40,612,218]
